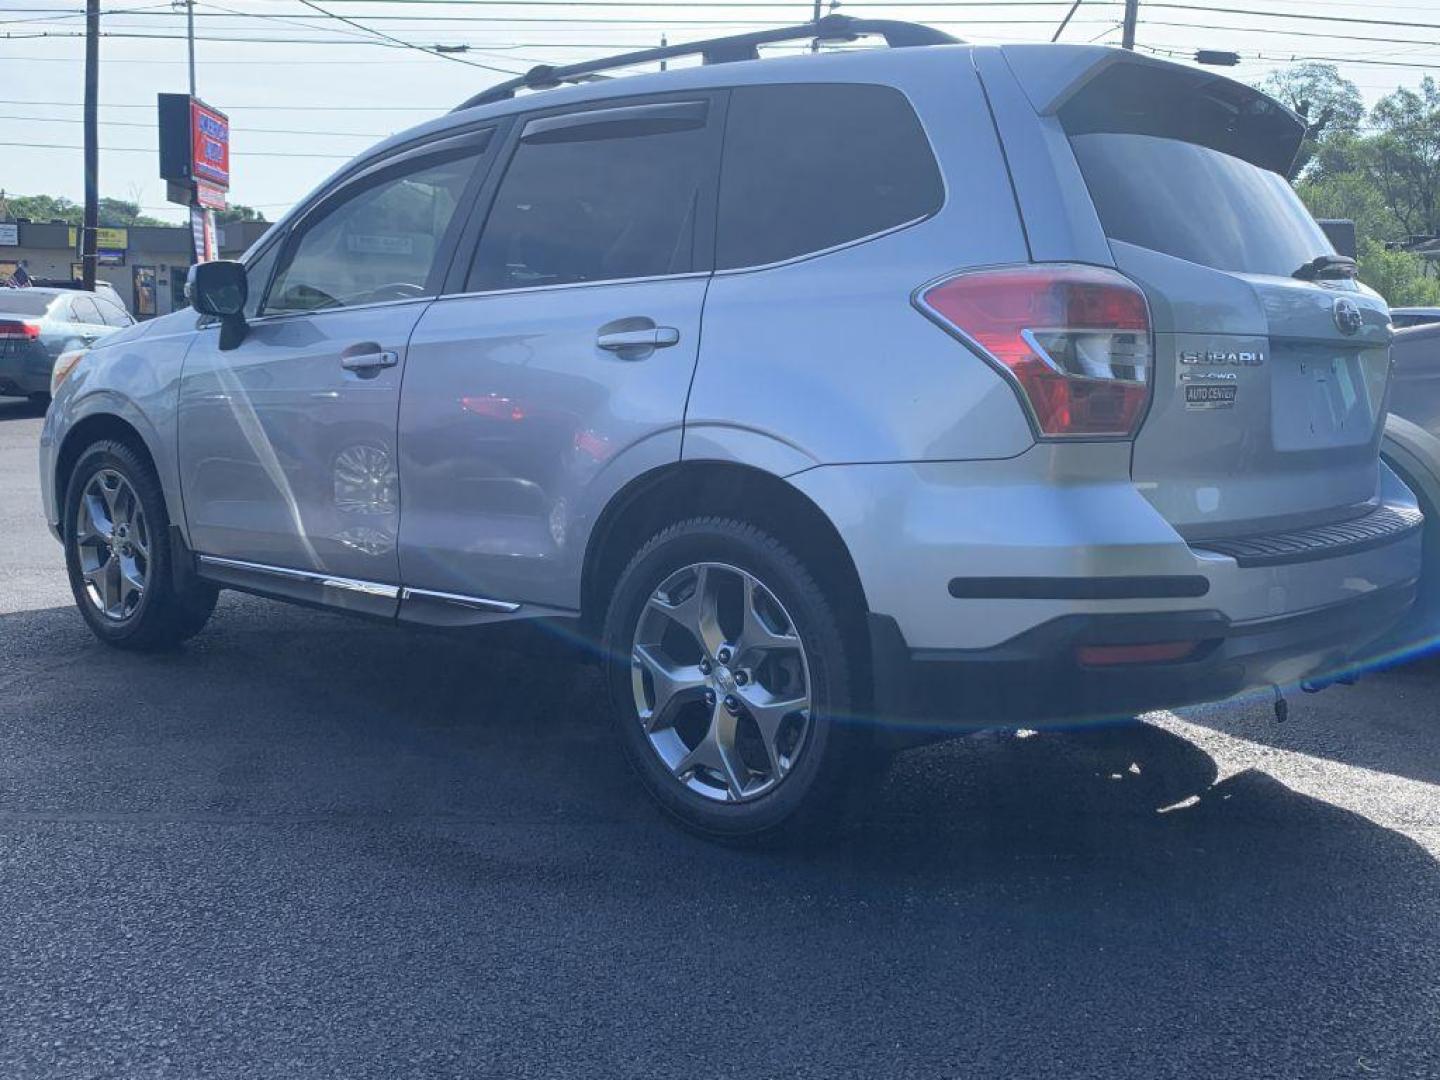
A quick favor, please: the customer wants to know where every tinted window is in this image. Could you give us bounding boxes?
[95,297,132,327]
[243,241,281,319]
[1071,133,1332,278]
[69,296,103,324]
[265,151,481,314]
[469,106,712,291]
[716,84,943,270]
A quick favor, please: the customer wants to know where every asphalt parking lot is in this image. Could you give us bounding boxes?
[1,394,1438,1079]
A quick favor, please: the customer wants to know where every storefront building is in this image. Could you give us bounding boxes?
[0,218,271,318]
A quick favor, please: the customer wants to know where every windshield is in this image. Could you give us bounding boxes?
[0,292,55,317]
[1071,133,1333,278]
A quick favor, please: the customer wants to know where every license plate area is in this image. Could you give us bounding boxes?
[1271,344,1385,451]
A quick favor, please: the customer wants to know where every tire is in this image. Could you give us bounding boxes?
[63,439,218,650]
[602,516,874,844]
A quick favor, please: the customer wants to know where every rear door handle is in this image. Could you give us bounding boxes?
[596,327,680,353]
[339,343,399,372]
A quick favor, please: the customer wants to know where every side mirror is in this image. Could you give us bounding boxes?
[186,260,248,350]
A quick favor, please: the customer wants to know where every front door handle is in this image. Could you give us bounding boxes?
[596,326,680,354]
[340,343,399,372]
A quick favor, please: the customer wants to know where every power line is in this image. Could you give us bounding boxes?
[0,139,354,157]
[1139,42,1440,69]
[0,3,172,26]
[1141,17,1440,50]
[0,112,384,135]
[1146,2,1440,32]
[289,0,525,71]
[1,0,1110,9]
[4,29,422,45]
[0,96,439,110]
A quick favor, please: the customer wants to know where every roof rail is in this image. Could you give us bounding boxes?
[452,14,961,112]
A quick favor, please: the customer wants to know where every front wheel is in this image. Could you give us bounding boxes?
[603,517,873,843]
[63,439,218,650]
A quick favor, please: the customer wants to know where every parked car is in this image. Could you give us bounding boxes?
[30,278,131,315]
[1380,322,1440,652]
[1391,307,1440,330]
[0,286,132,402]
[39,20,1423,841]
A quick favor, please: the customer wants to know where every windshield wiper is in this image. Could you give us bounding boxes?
[1293,254,1358,281]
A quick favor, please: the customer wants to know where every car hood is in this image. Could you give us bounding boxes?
[88,307,196,352]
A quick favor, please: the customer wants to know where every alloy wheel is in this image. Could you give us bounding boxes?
[74,468,149,621]
[631,562,812,803]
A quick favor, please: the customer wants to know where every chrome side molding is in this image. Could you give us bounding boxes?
[399,586,521,613]
[196,554,402,599]
[195,555,520,613]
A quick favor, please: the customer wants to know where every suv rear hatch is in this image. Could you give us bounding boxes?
[1000,50,1395,543]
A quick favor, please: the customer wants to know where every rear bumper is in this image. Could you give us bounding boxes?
[787,450,1424,730]
[0,342,51,396]
[868,577,1418,731]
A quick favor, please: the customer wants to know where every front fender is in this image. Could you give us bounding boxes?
[41,319,196,542]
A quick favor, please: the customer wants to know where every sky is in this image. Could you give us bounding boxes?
[0,0,1436,225]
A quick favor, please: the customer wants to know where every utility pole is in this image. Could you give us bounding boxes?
[811,0,821,52]
[186,0,196,96]
[81,0,99,291]
[1121,0,1139,49]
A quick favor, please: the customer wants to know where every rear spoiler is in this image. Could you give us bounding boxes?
[998,45,1307,176]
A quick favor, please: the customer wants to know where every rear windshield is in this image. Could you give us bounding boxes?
[0,292,55,316]
[1071,133,1332,278]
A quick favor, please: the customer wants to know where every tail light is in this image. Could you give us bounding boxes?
[916,264,1153,438]
[0,320,41,341]
[52,348,88,396]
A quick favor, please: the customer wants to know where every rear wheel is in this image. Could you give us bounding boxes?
[63,439,217,650]
[603,517,874,843]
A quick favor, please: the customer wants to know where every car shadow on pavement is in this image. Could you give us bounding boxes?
[1174,652,1440,788]
[1,595,1437,1077]
[0,395,46,421]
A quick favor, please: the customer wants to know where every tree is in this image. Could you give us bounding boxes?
[96,197,168,228]
[0,192,166,227]
[1258,64,1364,176]
[1366,77,1440,238]
[2,192,82,224]
[1353,240,1440,307]
[214,204,267,225]
[1296,171,1404,248]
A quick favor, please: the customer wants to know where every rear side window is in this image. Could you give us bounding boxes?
[70,296,103,324]
[94,297,132,327]
[716,83,943,270]
[468,101,714,291]
[1071,133,1332,278]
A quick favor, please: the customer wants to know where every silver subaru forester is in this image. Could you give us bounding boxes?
[39,19,1423,841]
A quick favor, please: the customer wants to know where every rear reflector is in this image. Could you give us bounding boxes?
[0,320,41,341]
[916,264,1153,438]
[1076,641,1198,666]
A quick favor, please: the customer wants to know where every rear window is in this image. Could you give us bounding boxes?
[0,292,55,317]
[716,83,943,270]
[1071,133,1333,278]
